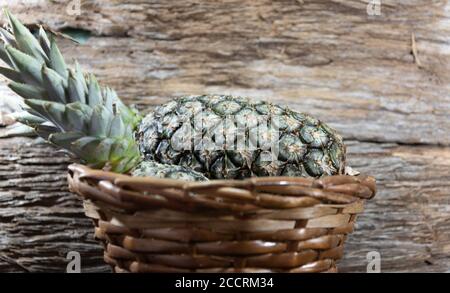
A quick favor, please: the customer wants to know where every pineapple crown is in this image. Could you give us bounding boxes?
[0,10,142,173]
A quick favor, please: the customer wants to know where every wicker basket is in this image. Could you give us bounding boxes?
[67,164,376,273]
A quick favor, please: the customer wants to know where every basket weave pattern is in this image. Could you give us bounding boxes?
[68,164,375,273]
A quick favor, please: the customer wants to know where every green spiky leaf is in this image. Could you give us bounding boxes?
[87,74,102,107]
[64,102,92,132]
[0,123,35,138]
[35,123,60,140]
[0,45,14,66]
[38,26,50,56]
[24,99,65,130]
[0,67,22,82]
[48,131,83,150]
[108,115,125,137]
[0,11,143,173]
[0,28,16,46]
[67,70,86,104]
[11,111,46,126]
[49,37,68,80]
[5,10,47,62]
[42,66,66,103]
[6,45,44,85]
[89,105,111,137]
[8,82,45,100]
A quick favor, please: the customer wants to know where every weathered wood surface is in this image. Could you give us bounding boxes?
[1,0,449,272]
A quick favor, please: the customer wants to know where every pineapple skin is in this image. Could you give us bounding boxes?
[137,95,346,180]
[132,161,208,181]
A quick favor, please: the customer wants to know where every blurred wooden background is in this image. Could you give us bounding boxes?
[1,0,450,272]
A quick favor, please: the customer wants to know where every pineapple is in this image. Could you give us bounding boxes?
[0,12,345,181]
[132,160,209,181]
[138,95,346,179]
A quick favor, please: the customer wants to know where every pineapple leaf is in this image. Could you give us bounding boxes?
[0,28,16,46]
[12,111,46,126]
[114,154,139,174]
[59,27,92,45]
[108,115,125,137]
[64,102,92,132]
[8,82,46,100]
[42,65,66,103]
[38,26,51,56]
[48,131,84,150]
[0,45,14,66]
[5,10,47,63]
[74,61,88,92]
[89,105,111,137]
[67,70,86,104]
[91,138,114,163]
[26,107,47,120]
[72,136,101,163]
[5,45,44,85]
[109,139,130,162]
[35,123,60,140]
[87,74,103,107]
[24,99,66,130]
[49,36,68,80]
[0,123,35,138]
[0,67,23,83]
[0,12,143,173]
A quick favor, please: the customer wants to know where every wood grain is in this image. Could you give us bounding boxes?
[0,0,449,272]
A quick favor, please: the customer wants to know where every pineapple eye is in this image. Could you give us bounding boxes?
[212,100,242,115]
[255,103,284,116]
[248,125,278,150]
[192,110,221,132]
[300,125,329,147]
[161,113,184,137]
[303,149,336,177]
[271,114,301,132]
[155,139,182,164]
[235,108,259,129]
[252,151,282,177]
[329,141,345,171]
[177,101,203,116]
[210,154,242,179]
[155,101,177,116]
[281,164,306,177]
[291,112,319,126]
[278,134,307,163]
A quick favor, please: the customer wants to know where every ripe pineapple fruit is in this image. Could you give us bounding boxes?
[138,95,346,179]
[0,12,346,181]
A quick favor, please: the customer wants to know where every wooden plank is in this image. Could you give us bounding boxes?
[0,137,110,272]
[341,141,450,272]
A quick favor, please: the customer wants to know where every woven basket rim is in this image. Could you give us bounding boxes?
[68,163,376,208]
